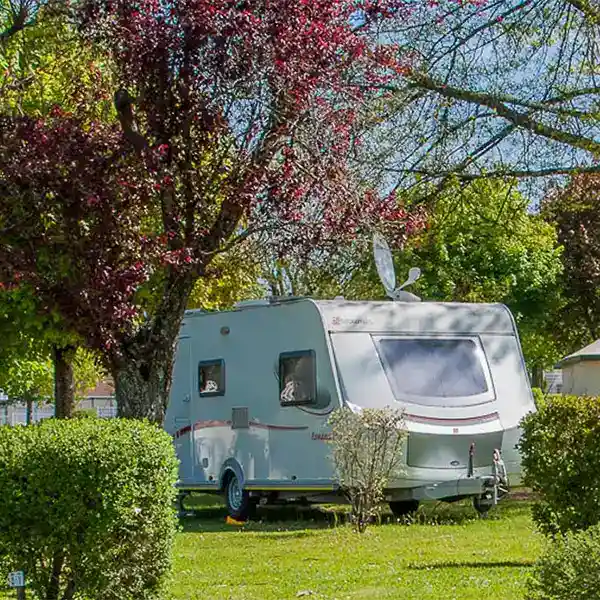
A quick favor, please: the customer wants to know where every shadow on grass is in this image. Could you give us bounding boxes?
[179,504,345,534]
[408,560,535,570]
[178,493,534,534]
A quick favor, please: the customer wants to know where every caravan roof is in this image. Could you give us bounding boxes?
[184,298,516,336]
[315,300,515,335]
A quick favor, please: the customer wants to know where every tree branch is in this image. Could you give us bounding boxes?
[113,89,148,152]
[545,86,600,104]
[406,71,600,155]
[400,164,600,180]
[0,0,38,42]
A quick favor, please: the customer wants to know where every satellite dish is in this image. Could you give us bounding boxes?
[373,233,396,297]
[372,233,422,301]
[398,267,422,291]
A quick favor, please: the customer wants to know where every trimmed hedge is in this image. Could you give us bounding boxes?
[0,418,179,600]
[518,394,600,536]
[526,523,600,600]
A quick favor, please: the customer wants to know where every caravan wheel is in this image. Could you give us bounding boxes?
[389,500,420,518]
[473,492,494,517]
[224,473,253,521]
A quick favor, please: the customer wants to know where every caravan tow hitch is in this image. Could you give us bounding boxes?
[472,448,510,515]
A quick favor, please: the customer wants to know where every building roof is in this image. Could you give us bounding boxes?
[558,340,600,367]
[85,379,115,398]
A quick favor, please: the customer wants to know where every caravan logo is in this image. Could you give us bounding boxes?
[331,316,372,327]
[311,432,333,441]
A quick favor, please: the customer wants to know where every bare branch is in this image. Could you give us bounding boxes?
[399,164,600,179]
[406,71,600,155]
[0,0,37,41]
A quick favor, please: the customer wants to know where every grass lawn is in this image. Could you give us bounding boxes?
[170,495,542,600]
[0,495,542,600]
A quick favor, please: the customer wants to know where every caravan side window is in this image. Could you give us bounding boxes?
[279,350,316,406]
[198,360,225,397]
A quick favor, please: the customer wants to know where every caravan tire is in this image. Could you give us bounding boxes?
[473,493,493,517]
[389,500,420,518]
[224,472,254,521]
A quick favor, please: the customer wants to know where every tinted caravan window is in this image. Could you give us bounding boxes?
[279,351,316,406]
[198,360,225,396]
[375,338,491,407]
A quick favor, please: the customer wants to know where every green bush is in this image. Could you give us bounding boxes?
[526,523,600,600]
[0,418,179,600]
[518,394,600,536]
[530,387,545,409]
[72,408,99,419]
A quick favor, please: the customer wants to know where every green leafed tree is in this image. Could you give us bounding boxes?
[186,244,264,311]
[0,3,113,417]
[0,346,105,423]
[0,287,105,420]
[0,355,53,424]
[0,1,115,119]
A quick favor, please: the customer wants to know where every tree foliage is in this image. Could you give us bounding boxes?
[0,1,115,118]
[0,287,105,413]
[356,0,600,191]
[0,0,427,422]
[186,244,263,311]
[542,174,600,347]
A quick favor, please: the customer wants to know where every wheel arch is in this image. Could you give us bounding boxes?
[218,458,245,492]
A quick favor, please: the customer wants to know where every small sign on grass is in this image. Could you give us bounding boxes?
[7,571,25,599]
[7,572,24,588]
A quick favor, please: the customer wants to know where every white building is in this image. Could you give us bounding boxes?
[557,340,600,396]
[0,380,117,425]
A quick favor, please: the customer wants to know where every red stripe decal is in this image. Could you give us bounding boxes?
[173,420,307,438]
[248,421,308,431]
[174,425,191,439]
[404,412,499,425]
[193,419,231,430]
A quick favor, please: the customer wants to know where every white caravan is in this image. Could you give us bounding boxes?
[165,294,535,520]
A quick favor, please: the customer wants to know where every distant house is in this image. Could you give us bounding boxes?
[0,379,116,425]
[79,380,117,417]
[543,369,563,394]
[557,340,600,396]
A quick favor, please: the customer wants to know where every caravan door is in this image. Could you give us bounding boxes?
[170,336,194,483]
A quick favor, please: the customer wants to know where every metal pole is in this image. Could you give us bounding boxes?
[16,586,25,600]
[468,442,475,478]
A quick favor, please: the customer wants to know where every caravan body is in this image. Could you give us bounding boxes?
[164,298,535,518]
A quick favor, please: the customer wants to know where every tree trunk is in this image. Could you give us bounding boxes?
[53,345,76,419]
[46,550,64,600]
[113,349,175,424]
[25,396,33,425]
[113,272,195,424]
[531,365,545,390]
